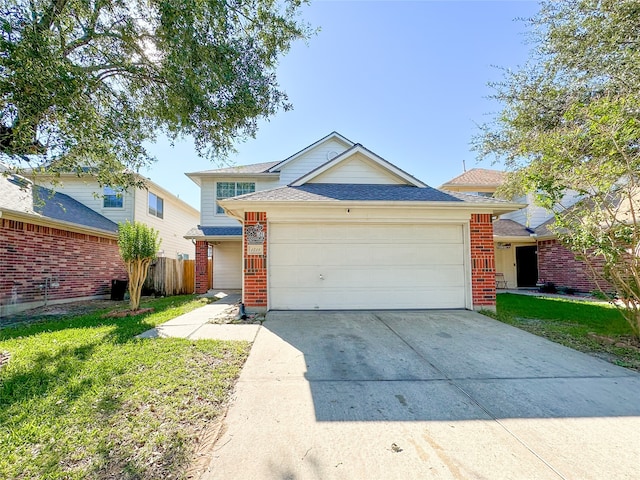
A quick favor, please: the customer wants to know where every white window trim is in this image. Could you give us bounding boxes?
[102,186,125,209]
[148,191,164,219]
[215,181,255,215]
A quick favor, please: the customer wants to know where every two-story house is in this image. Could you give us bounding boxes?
[440,168,597,292]
[185,132,524,312]
[36,172,199,259]
[1,172,126,315]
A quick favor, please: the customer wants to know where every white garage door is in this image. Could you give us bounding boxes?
[269,223,467,310]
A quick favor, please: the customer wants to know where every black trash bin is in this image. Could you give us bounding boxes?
[111,279,128,301]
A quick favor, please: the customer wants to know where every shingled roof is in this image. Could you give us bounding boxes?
[188,160,281,175]
[1,174,118,234]
[493,219,535,237]
[184,226,242,238]
[221,183,511,204]
[441,168,506,188]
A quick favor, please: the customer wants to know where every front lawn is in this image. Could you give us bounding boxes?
[486,293,640,371]
[0,296,250,480]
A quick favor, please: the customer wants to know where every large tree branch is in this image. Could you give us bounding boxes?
[37,0,69,33]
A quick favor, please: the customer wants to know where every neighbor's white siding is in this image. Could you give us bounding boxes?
[213,241,242,289]
[308,153,406,185]
[133,188,199,259]
[278,139,351,185]
[501,194,551,228]
[41,177,134,225]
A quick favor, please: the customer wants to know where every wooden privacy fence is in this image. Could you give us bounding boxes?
[144,258,195,296]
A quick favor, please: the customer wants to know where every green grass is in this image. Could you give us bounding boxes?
[0,296,250,480]
[485,293,640,370]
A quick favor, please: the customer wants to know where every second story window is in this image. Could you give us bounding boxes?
[216,182,255,214]
[103,186,123,208]
[149,192,164,219]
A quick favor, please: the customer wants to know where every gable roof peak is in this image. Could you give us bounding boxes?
[266,131,356,173]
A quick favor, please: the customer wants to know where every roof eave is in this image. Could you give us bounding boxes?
[0,208,118,238]
[219,199,526,214]
[493,234,537,242]
[183,233,242,241]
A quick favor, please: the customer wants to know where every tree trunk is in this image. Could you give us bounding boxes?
[126,258,151,311]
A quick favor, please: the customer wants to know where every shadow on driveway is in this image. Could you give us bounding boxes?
[263,310,640,422]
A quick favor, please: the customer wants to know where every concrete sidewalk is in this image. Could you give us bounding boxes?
[137,292,261,342]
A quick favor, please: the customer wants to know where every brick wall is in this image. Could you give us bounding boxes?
[195,240,209,294]
[470,214,496,308]
[537,239,612,293]
[0,218,126,312]
[243,212,267,309]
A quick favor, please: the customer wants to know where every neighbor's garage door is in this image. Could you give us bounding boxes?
[269,223,467,310]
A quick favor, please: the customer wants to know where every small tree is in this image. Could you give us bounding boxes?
[118,221,161,311]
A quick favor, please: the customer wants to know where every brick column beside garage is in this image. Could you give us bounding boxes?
[470,213,496,309]
[243,212,268,310]
[195,240,209,294]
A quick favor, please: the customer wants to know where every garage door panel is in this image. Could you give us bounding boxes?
[269,223,468,310]
[271,265,465,289]
[273,244,465,267]
[270,287,466,310]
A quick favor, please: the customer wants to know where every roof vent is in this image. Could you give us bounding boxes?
[326,151,339,160]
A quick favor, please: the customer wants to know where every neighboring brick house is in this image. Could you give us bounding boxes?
[185,132,524,312]
[0,173,127,316]
[440,168,606,292]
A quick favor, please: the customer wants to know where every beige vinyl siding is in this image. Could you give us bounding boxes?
[213,242,242,289]
[495,245,517,289]
[269,223,467,310]
[278,139,351,185]
[133,189,199,259]
[200,177,280,226]
[308,153,406,185]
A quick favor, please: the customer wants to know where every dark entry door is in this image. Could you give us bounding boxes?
[516,246,538,287]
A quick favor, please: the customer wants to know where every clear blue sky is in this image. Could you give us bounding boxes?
[143,0,540,210]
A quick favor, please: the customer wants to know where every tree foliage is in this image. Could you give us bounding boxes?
[475,0,640,336]
[0,0,310,187]
[118,220,160,310]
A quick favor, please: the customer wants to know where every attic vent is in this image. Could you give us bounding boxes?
[326,151,339,160]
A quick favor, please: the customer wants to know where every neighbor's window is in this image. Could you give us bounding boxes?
[149,192,164,219]
[103,186,123,208]
[216,182,255,214]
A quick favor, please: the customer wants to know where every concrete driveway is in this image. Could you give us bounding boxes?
[203,310,640,479]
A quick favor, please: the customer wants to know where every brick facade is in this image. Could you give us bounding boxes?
[0,218,126,314]
[470,214,496,309]
[243,212,267,310]
[537,239,612,293]
[195,240,210,294]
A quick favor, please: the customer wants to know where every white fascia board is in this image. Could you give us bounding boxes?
[183,234,242,241]
[185,172,280,188]
[290,145,427,187]
[493,235,537,243]
[266,132,355,172]
[218,199,527,219]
